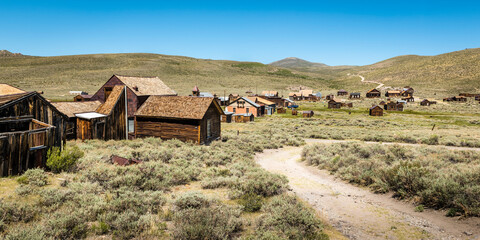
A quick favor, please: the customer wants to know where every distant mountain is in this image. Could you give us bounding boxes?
[0,50,24,57]
[269,57,328,68]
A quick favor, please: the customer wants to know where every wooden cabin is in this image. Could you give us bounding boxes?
[90,75,177,133]
[302,111,314,118]
[76,86,127,141]
[226,97,262,117]
[277,107,286,114]
[328,99,342,109]
[379,100,386,106]
[385,90,401,97]
[74,94,93,102]
[135,96,223,144]
[52,101,101,140]
[288,90,315,101]
[0,117,56,176]
[233,113,254,123]
[402,96,415,102]
[0,92,67,147]
[349,93,361,99]
[443,96,467,102]
[369,105,383,116]
[366,89,381,98]
[420,99,437,106]
[401,87,414,97]
[337,89,348,96]
[384,101,404,111]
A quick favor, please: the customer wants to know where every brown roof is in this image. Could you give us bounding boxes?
[387,90,402,94]
[0,84,26,96]
[96,85,125,115]
[289,92,299,97]
[52,101,102,118]
[0,92,30,106]
[136,96,223,120]
[247,96,275,105]
[115,75,177,96]
[261,90,278,95]
[329,99,341,103]
[370,105,382,110]
[299,89,313,96]
[367,88,380,93]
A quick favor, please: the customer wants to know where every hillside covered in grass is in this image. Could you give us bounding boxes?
[0,53,342,101]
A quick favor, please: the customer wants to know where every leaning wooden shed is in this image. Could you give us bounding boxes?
[52,101,102,140]
[135,96,223,144]
[0,117,55,176]
[0,92,67,146]
[76,86,127,141]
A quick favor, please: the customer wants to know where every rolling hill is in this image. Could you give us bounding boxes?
[0,53,341,101]
[1,48,480,100]
[269,57,328,68]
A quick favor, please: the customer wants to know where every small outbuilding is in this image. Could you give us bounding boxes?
[366,89,381,98]
[337,89,348,96]
[135,96,223,144]
[328,99,342,109]
[349,93,361,99]
[369,105,383,116]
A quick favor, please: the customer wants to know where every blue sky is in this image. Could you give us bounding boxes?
[1,0,479,65]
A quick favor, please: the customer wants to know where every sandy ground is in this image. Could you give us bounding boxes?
[256,139,480,240]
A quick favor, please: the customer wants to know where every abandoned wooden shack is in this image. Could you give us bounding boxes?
[385,90,402,97]
[384,101,404,111]
[349,92,361,99]
[0,91,67,147]
[369,105,383,116]
[459,93,478,97]
[328,99,342,109]
[277,107,286,114]
[0,117,56,177]
[225,97,262,117]
[302,111,314,118]
[443,96,467,102]
[90,75,177,134]
[76,85,127,141]
[420,99,437,106]
[379,100,386,106]
[233,113,254,123]
[52,101,102,140]
[135,96,223,144]
[401,87,414,96]
[288,89,315,101]
[366,88,381,98]
[337,89,348,96]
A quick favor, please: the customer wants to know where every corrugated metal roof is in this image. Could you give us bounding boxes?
[241,97,261,108]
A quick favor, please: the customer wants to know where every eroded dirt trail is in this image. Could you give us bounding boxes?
[256,139,480,240]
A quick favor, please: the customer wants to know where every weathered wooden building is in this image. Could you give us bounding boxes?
[247,96,276,115]
[402,96,415,102]
[401,87,414,97]
[349,93,361,99]
[76,86,127,141]
[443,96,467,102]
[302,111,314,118]
[337,89,348,96]
[135,96,223,144]
[384,101,404,111]
[366,89,381,98]
[369,105,383,116]
[0,91,67,146]
[328,99,342,109]
[233,113,254,123]
[325,94,335,100]
[385,90,401,97]
[0,117,56,177]
[221,111,233,123]
[90,75,177,134]
[52,101,101,140]
[420,99,437,106]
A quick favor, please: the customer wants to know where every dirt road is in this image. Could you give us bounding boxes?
[256,139,480,240]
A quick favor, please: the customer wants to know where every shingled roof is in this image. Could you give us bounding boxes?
[135,96,223,120]
[52,101,102,118]
[0,92,31,106]
[96,85,125,115]
[114,75,177,96]
[0,84,26,96]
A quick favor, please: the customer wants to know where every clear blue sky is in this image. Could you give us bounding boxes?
[1,0,479,65]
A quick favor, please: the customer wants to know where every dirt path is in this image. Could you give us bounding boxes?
[349,73,389,90]
[256,139,480,240]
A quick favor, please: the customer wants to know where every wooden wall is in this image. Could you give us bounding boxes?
[104,88,127,140]
[0,93,66,147]
[0,119,55,177]
[135,117,200,143]
[199,103,221,144]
